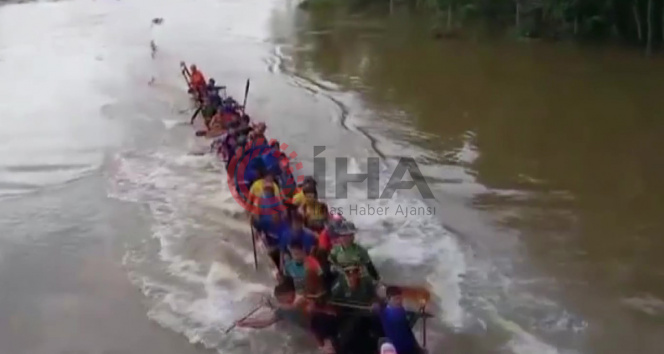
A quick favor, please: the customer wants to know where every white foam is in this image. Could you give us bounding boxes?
[622,295,664,316]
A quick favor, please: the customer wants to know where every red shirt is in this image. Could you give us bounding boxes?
[190,70,206,88]
[318,229,332,252]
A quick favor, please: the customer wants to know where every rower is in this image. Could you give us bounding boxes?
[256,209,289,270]
[189,64,206,97]
[292,176,317,207]
[374,287,424,354]
[237,281,338,354]
[222,97,239,114]
[203,96,221,129]
[248,167,281,215]
[283,239,325,298]
[328,221,381,303]
[278,214,318,262]
[206,78,225,94]
[205,117,225,138]
[249,122,267,142]
[299,186,329,233]
[206,78,223,108]
[236,281,308,329]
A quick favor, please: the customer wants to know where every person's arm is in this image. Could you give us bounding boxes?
[371,299,387,313]
[360,249,380,281]
[237,312,278,329]
[328,249,342,274]
[321,204,329,220]
[306,231,317,255]
[366,261,380,281]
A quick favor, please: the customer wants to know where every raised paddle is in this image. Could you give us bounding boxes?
[250,224,258,270]
[241,79,250,115]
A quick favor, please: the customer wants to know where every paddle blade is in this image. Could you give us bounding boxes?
[399,286,431,305]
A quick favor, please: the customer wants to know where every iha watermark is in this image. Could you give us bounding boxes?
[227,143,435,216]
[329,204,436,217]
[312,146,434,200]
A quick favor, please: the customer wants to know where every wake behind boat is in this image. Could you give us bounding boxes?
[179,62,433,354]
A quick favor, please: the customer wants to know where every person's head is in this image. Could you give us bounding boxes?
[288,239,306,262]
[208,78,215,85]
[274,281,296,305]
[303,185,317,202]
[190,64,197,72]
[291,214,304,231]
[386,286,403,307]
[337,221,356,247]
[300,176,316,190]
[263,172,275,183]
[256,122,267,134]
[339,233,353,247]
[255,165,268,179]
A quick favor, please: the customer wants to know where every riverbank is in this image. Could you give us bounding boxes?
[299,0,664,55]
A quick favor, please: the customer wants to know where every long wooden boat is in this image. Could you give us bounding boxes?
[180,62,433,354]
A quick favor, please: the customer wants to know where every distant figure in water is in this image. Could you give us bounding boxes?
[151,18,163,26]
[150,40,157,59]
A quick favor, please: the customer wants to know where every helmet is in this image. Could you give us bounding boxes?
[337,220,357,236]
[328,217,355,238]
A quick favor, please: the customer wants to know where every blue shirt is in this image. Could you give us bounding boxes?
[278,227,317,254]
[255,217,285,247]
[379,306,419,354]
[208,93,222,107]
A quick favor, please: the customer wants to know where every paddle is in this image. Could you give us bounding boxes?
[224,301,265,334]
[180,61,191,78]
[241,79,250,114]
[327,300,432,313]
[251,224,258,270]
[190,106,201,125]
[421,306,428,349]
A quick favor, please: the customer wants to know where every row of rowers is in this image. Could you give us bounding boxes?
[249,172,381,305]
[243,164,425,354]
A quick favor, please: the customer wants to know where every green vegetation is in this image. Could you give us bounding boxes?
[301,0,664,54]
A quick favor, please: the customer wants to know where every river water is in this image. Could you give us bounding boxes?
[1,1,663,354]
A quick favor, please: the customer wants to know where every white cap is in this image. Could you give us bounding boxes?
[380,342,398,354]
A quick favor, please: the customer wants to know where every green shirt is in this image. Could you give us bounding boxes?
[329,243,371,268]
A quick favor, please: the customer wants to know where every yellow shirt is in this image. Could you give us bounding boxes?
[249,179,281,200]
[292,190,306,206]
[303,200,327,221]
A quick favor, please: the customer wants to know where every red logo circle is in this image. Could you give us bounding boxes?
[225,136,304,216]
